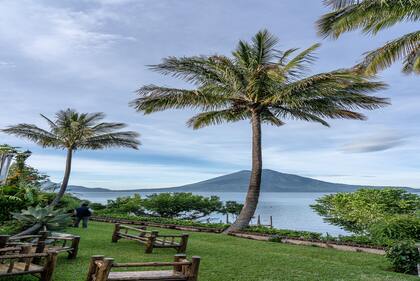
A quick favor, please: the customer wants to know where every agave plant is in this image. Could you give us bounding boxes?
[12,206,72,231]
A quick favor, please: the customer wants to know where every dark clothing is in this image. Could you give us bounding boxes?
[74,206,91,228]
[75,206,91,218]
[74,216,89,228]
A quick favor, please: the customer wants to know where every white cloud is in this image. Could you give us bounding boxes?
[341,130,406,153]
[0,0,136,78]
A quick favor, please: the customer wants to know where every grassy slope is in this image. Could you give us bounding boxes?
[10,221,417,281]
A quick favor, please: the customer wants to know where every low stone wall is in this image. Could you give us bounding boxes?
[91,215,386,255]
[229,232,385,255]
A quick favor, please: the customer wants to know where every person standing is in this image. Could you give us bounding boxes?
[74,202,92,228]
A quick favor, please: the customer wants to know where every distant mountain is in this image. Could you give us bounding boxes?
[62,169,417,193]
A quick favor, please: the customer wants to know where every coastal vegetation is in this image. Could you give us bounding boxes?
[2,109,140,235]
[132,29,389,232]
[318,0,420,74]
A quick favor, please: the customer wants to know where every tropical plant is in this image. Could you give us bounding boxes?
[106,194,144,215]
[317,0,420,74]
[221,201,244,222]
[2,109,140,236]
[12,206,72,231]
[311,188,420,234]
[2,109,140,207]
[369,214,420,244]
[132,29,389,232]
[386,240,420,274]
[6,151,48,187]
[142,192,222,219]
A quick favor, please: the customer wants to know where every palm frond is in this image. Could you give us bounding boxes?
[362,30,420,74]
[132,85,229,113]
[318,0,420,38]
[2,124,61,148]
[251,29,279,65]
[80,131,140,150]
[187,108,250,129]
[281,43,321,79]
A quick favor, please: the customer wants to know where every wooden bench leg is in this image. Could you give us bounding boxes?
[34,241,46,264]
[112,224,121,243]
[188,256,201,281]
[95,258,114,281]
[41,252,58,281]
[68,236,80,259]
[173,254,187,274]
[145,231,158,254]
[178,234,189,253]
[86,255,104,281]
[0,235,9,248]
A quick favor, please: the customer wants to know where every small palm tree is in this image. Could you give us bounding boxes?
[3,109,140,207]
[317,0,420,74]
[132,30,389,232]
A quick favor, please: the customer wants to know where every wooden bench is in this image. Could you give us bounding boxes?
[0,244,58,281]
[0,231,80,259]
[112,224,189,254]
[86,254,200,281]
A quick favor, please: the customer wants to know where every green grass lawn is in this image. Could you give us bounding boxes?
[8,221,418,281]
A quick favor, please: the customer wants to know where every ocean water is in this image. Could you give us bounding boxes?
[75,191,347,235]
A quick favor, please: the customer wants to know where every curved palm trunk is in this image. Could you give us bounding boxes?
[225,111,262,233]
[12,149,73,237]
[50,148,73,207]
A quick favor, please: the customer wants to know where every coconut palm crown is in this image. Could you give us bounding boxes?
[317,0,420,74]
[2,109,140,207]
[132,30,389,232]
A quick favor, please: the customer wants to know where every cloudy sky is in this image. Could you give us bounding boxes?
[0,0,419,189]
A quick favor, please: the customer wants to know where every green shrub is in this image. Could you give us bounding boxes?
[246,226,323,240]
[311,188,420,234]
[0,221,23,235]
[386,240,420,274]
[142,193,222,219]
[40,193,84,211]
[90,202,107,211]
[106,194,144,214]
[0,194,27,221]
[95,211,228,229]
[370,215,420,245]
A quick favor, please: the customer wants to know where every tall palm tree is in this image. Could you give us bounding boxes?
[3,109,140,207]
[131,30,389,232]
[317,0,420,74]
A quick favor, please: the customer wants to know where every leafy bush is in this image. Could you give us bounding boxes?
[386,240,420,274]
[106,194,143,214]
[0,193,28,221]
[247,226,323,240]
[369,215,420,245]
[311,188,420,234]
[12,206,72,231]
[96,211,228,229]
[90,202,107,211]
[0,221,23,235]
[142,193,222,219]
[40,192,84,212]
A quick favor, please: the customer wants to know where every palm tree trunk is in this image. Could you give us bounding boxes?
[50,148,73,207]
[12,149,73,237]
[224,111,262,233]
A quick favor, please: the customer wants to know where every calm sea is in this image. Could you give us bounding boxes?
[75,191,347,235]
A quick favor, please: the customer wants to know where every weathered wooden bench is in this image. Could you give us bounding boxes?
[112,224,189,254]
[0,231,80,259]
[86,254,200,281]
[0,244,58,281]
